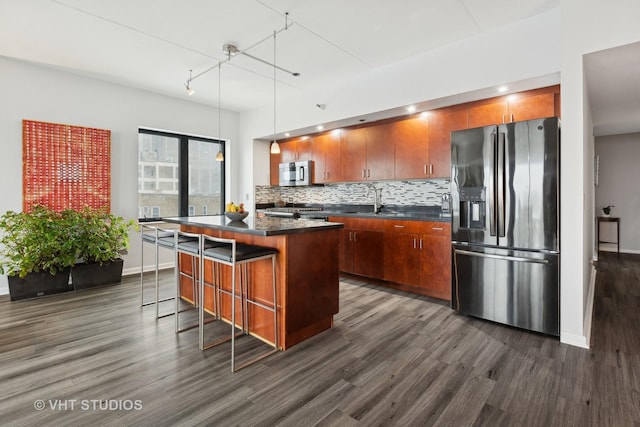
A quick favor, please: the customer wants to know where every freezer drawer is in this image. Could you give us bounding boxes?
[452,245,559,336]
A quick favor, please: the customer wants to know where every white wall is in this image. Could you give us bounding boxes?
[595,133,640,253]
[560,0,640,347]
[0,57,239,286]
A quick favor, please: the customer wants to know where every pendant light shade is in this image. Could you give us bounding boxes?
[270,141,280,154]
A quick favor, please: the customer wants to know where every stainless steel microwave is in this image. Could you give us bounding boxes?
[279,160,313,186]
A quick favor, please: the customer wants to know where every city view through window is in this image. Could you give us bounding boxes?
[138,130,224,220]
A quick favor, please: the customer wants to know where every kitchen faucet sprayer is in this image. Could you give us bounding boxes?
[366,184,383,213]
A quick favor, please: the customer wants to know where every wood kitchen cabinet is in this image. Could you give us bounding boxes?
[468,85,560,128]
[340,126,394,182]
[280,137,312,163]
[269,150,281,186]
[390,115,430,179]
[364,122,396,181]
[331,217,384,279]
[427,105,468,178]
[384,220,451,300]
[312,131,342,183]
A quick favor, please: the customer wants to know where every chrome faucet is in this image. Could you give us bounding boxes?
[367,184,383,214]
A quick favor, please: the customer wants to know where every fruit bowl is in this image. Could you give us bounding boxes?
[225,211,249,221]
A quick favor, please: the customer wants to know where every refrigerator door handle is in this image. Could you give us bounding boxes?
[454,249,550,265]
[497,132,506,237]
[489,132,497,236]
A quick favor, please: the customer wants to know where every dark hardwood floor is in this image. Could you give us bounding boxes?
[0,252,638,426]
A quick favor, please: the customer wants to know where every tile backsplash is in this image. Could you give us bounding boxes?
[256,179,450,207]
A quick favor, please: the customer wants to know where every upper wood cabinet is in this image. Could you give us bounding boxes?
[427,105,468,178]
[364,123,396,181]
[340,128,367,181]
[468,85,560,128]
[391,115,429,179]
[269,85,559,185]
[508,90,557,122]
[312,132,342,183]
[280,137,312,163]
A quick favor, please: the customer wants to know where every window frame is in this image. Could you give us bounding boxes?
[138,128,225,221]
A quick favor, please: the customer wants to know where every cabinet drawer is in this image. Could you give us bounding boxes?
[385,219,450,235]
[423,222,450,237]
[328,216,386,231]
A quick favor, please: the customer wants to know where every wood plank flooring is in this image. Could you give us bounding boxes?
[0,252,638,426]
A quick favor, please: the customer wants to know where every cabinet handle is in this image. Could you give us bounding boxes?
[354,232,357,242]
[432,227,444,231]
[348,232,352,242]
[394,225,405,228]
[368,169,371,178]
[502,114,505,124]
[424,164,427,175]
[429,164,433,175]
[419,239,423,249]
[362,169,366,178]
[413,238,417,249]
[326,171,330,180]
[511,114,514,123]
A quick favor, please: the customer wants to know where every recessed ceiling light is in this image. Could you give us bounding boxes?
[284,132,290,137]
[317,125,324,131]
[498,86,508,93]
[407,105,416,113]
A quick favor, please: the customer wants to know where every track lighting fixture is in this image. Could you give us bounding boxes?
[182,13,299,94]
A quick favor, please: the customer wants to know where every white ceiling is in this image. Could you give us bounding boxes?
[1,0,561,113]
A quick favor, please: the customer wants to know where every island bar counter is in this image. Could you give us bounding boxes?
[163,216,343,349]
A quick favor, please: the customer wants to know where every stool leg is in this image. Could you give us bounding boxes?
[199,246,205,350]
[155,237,160,319]
[140,231,145,307]
[175,242,180,334]
[231,261,237,372]
[272,254,278,350]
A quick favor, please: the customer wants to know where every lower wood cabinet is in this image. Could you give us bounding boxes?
[384,220,451,301]
[331,216,451,301]
[334,217,385,279]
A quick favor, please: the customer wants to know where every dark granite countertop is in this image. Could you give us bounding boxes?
[257,203,451,223]
[163,215,344,236]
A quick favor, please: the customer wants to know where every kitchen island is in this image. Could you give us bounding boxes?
[163,215,343,349]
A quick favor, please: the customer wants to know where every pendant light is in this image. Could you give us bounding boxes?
[215,61,224,162]
[270,30,281,155]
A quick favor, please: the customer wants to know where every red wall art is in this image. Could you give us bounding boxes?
[22,119,111,212]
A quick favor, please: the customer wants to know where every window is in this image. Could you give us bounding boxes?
[138,129,224,221]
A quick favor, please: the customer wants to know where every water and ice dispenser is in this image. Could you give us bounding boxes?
[458,187,485,229]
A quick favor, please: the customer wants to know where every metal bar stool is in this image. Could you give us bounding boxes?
[140,224,177,316]
[174,230,203,333]
[200,235,279,372]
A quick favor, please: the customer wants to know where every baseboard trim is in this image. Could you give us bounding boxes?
[582,264,597,348]
[599,247,640,255]
[560,332,589,348]
[123,262,174,277]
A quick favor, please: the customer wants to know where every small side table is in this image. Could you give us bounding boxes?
[597,216,620,257]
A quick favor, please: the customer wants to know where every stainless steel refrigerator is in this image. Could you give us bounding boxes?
[450,117,560,336]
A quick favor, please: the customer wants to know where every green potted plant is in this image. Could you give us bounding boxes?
[71,207,135,290]
[0,205,76,300]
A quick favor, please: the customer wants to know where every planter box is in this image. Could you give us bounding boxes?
[8,268,72,301]
[72,259,124,290]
